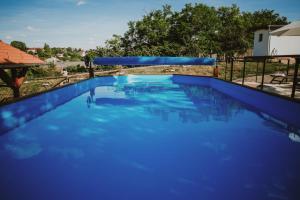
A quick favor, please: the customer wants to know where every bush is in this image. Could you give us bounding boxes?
[65,64,87,73]
[27,66,61,78]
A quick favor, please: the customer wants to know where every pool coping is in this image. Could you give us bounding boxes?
[1,74,300,108]
[173,74,300,104]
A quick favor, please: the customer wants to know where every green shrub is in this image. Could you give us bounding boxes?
[27,66,61,78]
[66,65,87,73]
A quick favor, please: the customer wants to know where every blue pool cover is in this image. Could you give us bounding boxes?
[93,56,215,66]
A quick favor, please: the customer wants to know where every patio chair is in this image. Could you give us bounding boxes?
[270,72,288,84]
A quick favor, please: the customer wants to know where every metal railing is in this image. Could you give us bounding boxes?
[222,55,300,99]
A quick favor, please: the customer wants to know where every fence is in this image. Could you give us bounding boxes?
[220,55,300,100]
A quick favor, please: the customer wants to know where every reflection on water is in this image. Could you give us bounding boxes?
[86,88,95,108]
[0,75,300,200]
[289,133,300,143]
[87,82,245,124]
[0,76,118,134]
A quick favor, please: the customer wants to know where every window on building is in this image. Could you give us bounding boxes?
[259,33,263,42]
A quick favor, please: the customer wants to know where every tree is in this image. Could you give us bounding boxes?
[216,5,249,56]
[248,9,288,32]
[37,49,46,59]
[93,3,288,58]
[104,34,124,56]
[170,3,221,56]
[43,43,52,59]
[10,41,27,52]
[242,9,288,49]
[122,5,174,56]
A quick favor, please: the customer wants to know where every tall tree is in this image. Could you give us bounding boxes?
[216,5,249,56]
[10,41,27,52]
[122,5,173,56]
[105,34,124,56]
[43,43,52,59]
[242,9,288,49]
[93,3,288,58]
[170,3,221,56]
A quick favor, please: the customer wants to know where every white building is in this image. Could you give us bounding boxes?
[27,48,42,54]
[45,57,60,64]
[56,53,64,58]
[80,50,86,57]
[253,21,300,56]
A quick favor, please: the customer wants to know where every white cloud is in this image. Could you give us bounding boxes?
[26,25,39,31]
[26,26,34,31]
[76,0,86,6]
[19,33,27,37]
[5,35,12,39]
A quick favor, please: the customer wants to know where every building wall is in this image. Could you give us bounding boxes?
[269,36,300,55]
[253,30,269,56]
[253,29,300,56]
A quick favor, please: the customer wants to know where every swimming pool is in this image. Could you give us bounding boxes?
[0,75,300,200]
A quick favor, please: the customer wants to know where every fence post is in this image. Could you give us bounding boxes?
[230,57,234,82]
[224,57,228,80]
[255,62,259,82]
[261,58,266,90]
[291,58,299,98]
[286,59,290,82]
[242,58,246,85]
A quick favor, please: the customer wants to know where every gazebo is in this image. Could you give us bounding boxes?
[0,40,44,98]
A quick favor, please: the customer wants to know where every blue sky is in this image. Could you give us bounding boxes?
[0,0,299,50]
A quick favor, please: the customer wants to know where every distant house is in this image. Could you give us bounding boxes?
[45,57,59,64]
[253,21,300,56]
[27,47,42,54]
[56,53,64,58]
[80,50,86,57]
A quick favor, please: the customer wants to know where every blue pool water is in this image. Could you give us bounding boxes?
[0,75,300,200]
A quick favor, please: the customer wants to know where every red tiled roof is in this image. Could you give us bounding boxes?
[0,40,44,66]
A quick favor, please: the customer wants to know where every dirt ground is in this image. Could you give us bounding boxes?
[120,65,213,76]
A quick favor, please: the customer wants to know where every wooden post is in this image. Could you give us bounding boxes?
[11,68,28,98]
[89,62,94,78]
[85,55,94,78]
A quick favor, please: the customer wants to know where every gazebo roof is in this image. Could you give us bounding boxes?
[0,40,44,68]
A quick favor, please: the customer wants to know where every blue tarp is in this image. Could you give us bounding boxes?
[93,56,215,66]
